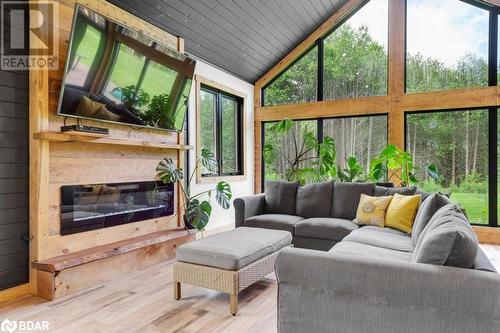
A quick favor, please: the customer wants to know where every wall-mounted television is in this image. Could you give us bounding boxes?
[57,5,196,132]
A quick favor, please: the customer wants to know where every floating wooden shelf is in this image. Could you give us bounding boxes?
[32,228,197,272]
[33,131,193,150]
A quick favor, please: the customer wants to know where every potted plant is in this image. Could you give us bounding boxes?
[120,85,150,111]
[156,149,232,230]
[368,144,438,186]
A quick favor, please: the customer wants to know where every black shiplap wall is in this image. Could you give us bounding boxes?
[0,22,29,290]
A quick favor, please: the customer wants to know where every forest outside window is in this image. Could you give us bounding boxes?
[262,46,318,106]
[323,0,388,100]
[198,81,245,181]
[406,0,490,92]
[406,109,493,225]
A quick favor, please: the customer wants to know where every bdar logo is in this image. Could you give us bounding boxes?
[0,319,17,333]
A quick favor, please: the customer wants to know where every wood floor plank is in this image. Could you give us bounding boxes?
[0,244,498,332]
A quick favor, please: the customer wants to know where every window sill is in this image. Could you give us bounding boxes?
[196,174,246,184]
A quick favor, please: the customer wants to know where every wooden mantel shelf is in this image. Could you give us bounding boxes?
[32,228,197,272]
[33,131,193,150]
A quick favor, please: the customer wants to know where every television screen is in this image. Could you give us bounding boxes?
[57,5,196,132]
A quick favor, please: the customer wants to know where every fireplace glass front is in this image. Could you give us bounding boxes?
[60,181,174,235]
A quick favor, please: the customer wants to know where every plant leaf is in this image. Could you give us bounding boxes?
[185,199,212,230]
[156,158,183,184]
[200,148,218,173]
[426,164,439,180]
[263,143,276,164]
[271,119,293,134]
[304,131,318,150]
[215,181,232,209]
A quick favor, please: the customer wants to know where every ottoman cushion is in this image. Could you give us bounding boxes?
[176,227,292,270]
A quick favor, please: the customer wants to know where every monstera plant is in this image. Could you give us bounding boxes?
[369,144,438,186]
[156,149,232,231]
[120,85,150,110]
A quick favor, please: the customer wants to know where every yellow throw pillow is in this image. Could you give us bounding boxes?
[355,194,393,228]
[385,193,421,233]
[95,106,121,122]
[74,95,105,118]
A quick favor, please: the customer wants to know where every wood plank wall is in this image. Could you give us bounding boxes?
[28,0,185,295]
[253,0,500,241]
[0,7,30,291]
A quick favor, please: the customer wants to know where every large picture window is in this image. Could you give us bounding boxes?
[323,0,388,100]
[406,0,489,93]
[406,109,490,225]
[198,83,244,179]
[262,115,387,185]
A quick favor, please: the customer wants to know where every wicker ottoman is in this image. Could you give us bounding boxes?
[173,227,292,315]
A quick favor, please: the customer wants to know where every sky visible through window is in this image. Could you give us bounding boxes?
[407,0,488,68]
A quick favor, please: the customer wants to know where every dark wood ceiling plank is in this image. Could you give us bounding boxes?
[167,0,277,65]
[246,0,301,42]
[211,0,290,52]
[109,0,350,82]
[112,0,263,80]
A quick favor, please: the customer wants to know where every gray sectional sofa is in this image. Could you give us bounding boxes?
[233,181,500,333]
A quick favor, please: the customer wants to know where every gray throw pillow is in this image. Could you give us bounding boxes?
[411,193,450,244]
[264,180,299,215]
[411,203,478,268]
[374,185,417,196]
[296,182,333,218]
[331,182,375,220]
[417,189,451,202]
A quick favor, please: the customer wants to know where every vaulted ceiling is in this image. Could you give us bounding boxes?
[109,0,348,83]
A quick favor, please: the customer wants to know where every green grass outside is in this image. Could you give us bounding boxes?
[73,25,177,97]
[450,192,488,225]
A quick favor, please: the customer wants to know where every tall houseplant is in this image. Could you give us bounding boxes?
[263,119,337,184]
[156,149,232,230]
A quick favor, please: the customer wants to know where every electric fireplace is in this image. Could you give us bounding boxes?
[60,181,174,235]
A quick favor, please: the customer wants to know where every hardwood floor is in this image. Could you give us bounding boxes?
[0,258,277,333]
[1,244,499,333]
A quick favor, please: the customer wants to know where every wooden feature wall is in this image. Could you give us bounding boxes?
[253,0,500,242]
[29,0,186,296]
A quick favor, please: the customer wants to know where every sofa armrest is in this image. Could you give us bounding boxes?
[275,247,500,333]
[233,194,265,228]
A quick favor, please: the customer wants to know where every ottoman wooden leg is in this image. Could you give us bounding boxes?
[230,293,238,316]
[174,282,181,300]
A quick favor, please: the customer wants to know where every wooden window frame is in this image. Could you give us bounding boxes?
[195,75,247,184]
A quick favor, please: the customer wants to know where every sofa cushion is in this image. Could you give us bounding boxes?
[264,181,299,215]
[176,227,292,270]
[332,182,375,219]
[329,240,412,262]
[343,226,414,252]
[244,214,303,233]
[412,204,478,268]
[385,193,421,233]
[294,218,358,241]
[374,185,417,196]
[296,181,333,218]
[411,193,450,244]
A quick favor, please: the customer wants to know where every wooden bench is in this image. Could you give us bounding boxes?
[32,228,196,300]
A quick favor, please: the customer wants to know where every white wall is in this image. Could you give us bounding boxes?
[187,60,254,231]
